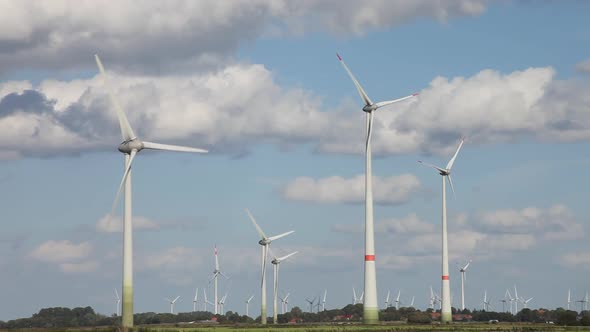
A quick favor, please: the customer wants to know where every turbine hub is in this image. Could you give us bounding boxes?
[259,239,270,245]
[118,139,143,154]
[362,104,377,112]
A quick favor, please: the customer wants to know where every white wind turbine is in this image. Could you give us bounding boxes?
[245,209,294,325]
[193,288,199,312]
[321,289,327,311]
[384,290,390,309]
[203,289,214,312]
[482,291,492,311]
[521,296,533,309]
[395,290,402,310]
[577,291,589,311]
[410,296,415,308]
[94,55,207,329]
[499,290,510,313]
[337,53,417,324]
[506,289,516,314]
[305,296,316,313]
[567,289,572,310]
[271,250,298,324]
[279,293,290,313]
[353,288,359,304]
[459,260,471,310]
[514,285,520,313]
[114,289,121,316]
[245,295,254,317]
[165,296,180,314]
[218,291,228,314]
[210,245,229,315]
[418,138,465,323]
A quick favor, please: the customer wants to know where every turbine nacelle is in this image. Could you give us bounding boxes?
[362,104,378,113]
[118,139,144,154]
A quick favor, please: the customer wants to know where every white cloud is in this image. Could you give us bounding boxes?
[59,261,99,273]
[0,1,486,73]
[283,174,421,205]
[30,240,92,263]
[477,204,584,240]
[560,252,590,269]
[575,59,590,74]
[1,65,590,159]
[376,213,435,234]
[96,215,160,233]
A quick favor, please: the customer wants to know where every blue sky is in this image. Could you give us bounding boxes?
[0,0,589,320]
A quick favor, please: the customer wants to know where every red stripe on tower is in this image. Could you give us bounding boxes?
[365,255,375,261]
[442,275,449,280]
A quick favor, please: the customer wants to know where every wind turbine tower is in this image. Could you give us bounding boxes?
[459,260,471,310]
[95,55,207,329]
[419,138,464,322]
[193,288,199,312]
[322,289,327,311]
[210,245,228,314]
[245,209,294,325]
[271,250,298,324]
[337,53,417,324]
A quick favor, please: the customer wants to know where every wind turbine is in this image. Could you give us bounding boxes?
[193,288,199,312]
[245,209,294,325]
[114,289,121,316]
[482,291,492,311]
[567,289,572,310]
[418,138,465,322]
[410,296,415,308]
[499,290,509,313]
[245,295,254,317]
[429,286,436,309]
[506,289,515,314]
[352,288,359,304]
[384,290,390,309]
[337,53,417,324]
[322,289,327,311]
[279,293,290,313]
[203,289,214,312]
[521,296,533,309]
[578,291,589,311]
[210,245,229,314]
[218,291,228,314]
[271,250,298,324]
[514,285,519,314]
[395,290,402,310]
[94,55,207,328]
[305,297,316,313]
[458,260,471,310]
[165,296,180,314]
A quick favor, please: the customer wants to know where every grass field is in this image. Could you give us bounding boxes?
[3,323,590,332]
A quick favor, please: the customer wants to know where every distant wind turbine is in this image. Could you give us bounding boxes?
[193,288,199,312]
[114,289,121,316]
[418,138,465,323]
[458,260,471,310]
[245,209,294,325]
[165,296,180,314]
[305,296,316,313]
[384,290,390,309]
[337,53,417,324]
[209,245,229,314]
[203,289,214,312]
[245,295,254,317]
[279,293,290,313]
[395,290,402,310]
[482,291,492,311]
[271,250,298,324]
[95,55,207,329]
[321,289,327,311]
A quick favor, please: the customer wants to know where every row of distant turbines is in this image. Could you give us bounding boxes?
[96,48,582,330]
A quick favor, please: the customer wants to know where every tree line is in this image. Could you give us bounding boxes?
[1,304,589,328]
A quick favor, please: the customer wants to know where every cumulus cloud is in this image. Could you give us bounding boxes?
[560,252,590,269]
[376,213,436,234]
[1,65,590,159]
[96,215,160,233]
[575,59,590,74]
[30,240,92,263]
[0,1,486,74]
[283,174,421,205]
[477,204,584,240]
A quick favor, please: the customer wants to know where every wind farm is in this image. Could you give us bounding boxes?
[0,1,589,331]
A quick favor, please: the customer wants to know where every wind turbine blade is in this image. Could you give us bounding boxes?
[194,288,199,301]
[323,289,327,302]
[220,271,230,280]
[277,251,298,262]
[374,93,419,110]
[245,209,267,240]
[268,230,295,242]
[463,260,471,271]
[417,160,446,174]
[173,296,180,303]
[248,295,254,302]
[94,54,136,141]
[115,289,120,300]
[446,138,465,170]
[109,149,137,217]
[142,141,207,153]
[336,53,373,106]
[447,175,456,199]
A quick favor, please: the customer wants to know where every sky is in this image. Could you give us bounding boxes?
[0,0,589,320]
